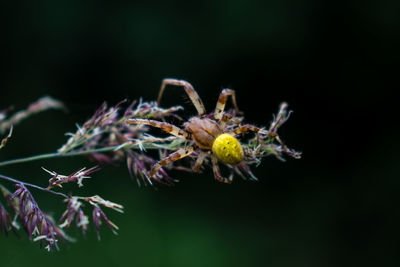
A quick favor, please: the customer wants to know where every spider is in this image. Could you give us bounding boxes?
[126,78,260,183]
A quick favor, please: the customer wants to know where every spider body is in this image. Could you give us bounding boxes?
[126,79,259,183]
[184,117,222,150]
[184,117,243,164]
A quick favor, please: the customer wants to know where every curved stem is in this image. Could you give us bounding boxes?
[0,174,68,198]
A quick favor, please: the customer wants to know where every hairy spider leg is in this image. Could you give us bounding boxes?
[211,154,232,184]
[214,89,242,121]
[193,150,207,172]
[230,124,260,136]
[230,124,261,146]
[158,78,206,116]
[150,146,195,177]
[126,119,189,139]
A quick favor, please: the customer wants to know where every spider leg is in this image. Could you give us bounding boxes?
[214,89,242,121]
[193,150,207,172]
[158,78,206,116]
[230,124,260,136]
[230,124,261,144]
[126,119,189,139]
[150,145,195,177]
[211,154,232,184]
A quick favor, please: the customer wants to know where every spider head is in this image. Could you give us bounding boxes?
[212,133,244,165]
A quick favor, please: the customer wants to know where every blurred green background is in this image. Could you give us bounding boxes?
[0,0,398,266]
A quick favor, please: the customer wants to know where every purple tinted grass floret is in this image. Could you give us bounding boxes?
[59,195,123,240]
[126,150,175,186]
[92,206,119,240]
[10,184,68,251]
[43,165,101,189]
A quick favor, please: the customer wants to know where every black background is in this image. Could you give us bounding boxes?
[0,1,398,266]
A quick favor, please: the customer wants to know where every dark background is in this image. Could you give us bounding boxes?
[0,0,398,266]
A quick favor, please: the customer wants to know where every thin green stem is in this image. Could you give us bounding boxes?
[0,146,118,167]
[0,141,180,168]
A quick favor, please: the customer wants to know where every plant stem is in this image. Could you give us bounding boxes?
[0,146,120,167]
[0,141,180,168]
[0,173,68,198]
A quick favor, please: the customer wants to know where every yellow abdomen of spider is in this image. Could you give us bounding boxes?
[212,133,244,165]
